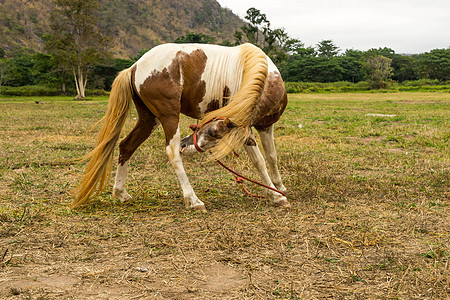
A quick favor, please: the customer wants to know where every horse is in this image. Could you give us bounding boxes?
[72,43,289,211]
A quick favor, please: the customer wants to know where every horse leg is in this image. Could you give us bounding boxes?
[257,125,287,192]
[161,118,206,211]
[112,109,160,202]
[113,161,131,202]
[244,133,290,207]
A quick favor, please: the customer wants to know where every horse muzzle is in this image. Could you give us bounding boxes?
[180,135,196,156]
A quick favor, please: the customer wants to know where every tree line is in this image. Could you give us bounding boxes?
[234,8,449,89]
[0,2,449,97]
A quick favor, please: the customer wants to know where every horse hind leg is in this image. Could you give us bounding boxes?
[112,110,160,203]
[257,125,287,193]
[244,132,290,208]
[113,160,132,202]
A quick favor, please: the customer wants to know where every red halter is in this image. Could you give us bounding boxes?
[189,118,224,153]
[191,124,204,153]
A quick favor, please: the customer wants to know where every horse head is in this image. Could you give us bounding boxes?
[180,118,236,155]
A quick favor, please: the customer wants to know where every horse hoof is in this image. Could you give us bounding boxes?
[112,190,132,203]
[275,200,291,209]
[192,205,207,212]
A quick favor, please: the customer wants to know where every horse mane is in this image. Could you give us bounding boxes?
[200,43,268,160]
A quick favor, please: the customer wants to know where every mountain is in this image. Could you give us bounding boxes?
[0,0,245,58]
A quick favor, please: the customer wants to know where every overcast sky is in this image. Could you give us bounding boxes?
[216,0,450,54]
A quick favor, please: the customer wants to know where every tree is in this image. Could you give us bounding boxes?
[174,32,216,44]
[264,27,290,63]
[362,55,393,89]
[337,56,364,83]
[45,0,110,99]
[6,49,37,87]
[92,58,133,91]
[282,51,345,83]
[338,49,364,82]
[316,40,340,58]
[416,48,450,82]
[0,58,12,93]
[345,49,364,60]
[364,47,396,60]
[283,39,305,55]
[312,57,344,82]
[236,8,296,65]
[392,55,417,82]
[219,40,234,47]
[241,7,270,46]
[233,30,244,45]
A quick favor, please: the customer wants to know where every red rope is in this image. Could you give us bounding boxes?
[188,119,286,198]
[229,153,265,198]
[216,153,287,198]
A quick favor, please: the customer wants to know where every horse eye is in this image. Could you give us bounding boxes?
[207,128,220,138]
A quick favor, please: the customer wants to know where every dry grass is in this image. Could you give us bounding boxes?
[0,92,449,299]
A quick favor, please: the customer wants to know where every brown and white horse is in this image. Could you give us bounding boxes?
[72,43,289,211]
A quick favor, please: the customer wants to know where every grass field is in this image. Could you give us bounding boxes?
[0,92,449,299]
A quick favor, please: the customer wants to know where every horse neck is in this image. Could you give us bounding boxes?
[202,47,243,107]
[200,44,268,127]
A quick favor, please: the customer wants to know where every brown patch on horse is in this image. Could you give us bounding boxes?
[136,49,208,144]
[179,49,208,118]
[244,136,257,146]
[205,86,232,114]
[118,68,158,164]
[222,86,231,106]
[136,62,182,144]
[252,72,287,130]
[138,67,181,103]
[205,99,220,114]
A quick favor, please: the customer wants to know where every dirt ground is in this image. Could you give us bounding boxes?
[1,195,448,299]
[1,93,449,299]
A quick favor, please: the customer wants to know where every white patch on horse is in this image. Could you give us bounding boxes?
[112,161,132,202]
[267,57,279,74]
[180,143,196,156]
[198,45,243,114]
[133,43,201,94]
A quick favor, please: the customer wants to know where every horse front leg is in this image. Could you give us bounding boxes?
[244,132,290,208]
[165,125,206,211]
[257,125,287,193]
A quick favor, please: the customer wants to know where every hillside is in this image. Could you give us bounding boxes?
[0,0,245,58]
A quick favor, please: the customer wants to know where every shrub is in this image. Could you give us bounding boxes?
[1,86,107,97]
[1,86,60,96]
[402,79,440,86]
[285,81,372,93]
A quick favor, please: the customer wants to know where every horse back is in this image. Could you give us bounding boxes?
[132,43,243,120]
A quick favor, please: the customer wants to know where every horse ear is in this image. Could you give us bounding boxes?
[244,137,257,146]
[223,118,235,129]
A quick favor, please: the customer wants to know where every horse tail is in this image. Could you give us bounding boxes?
[71,67,133,208]
[202,43,268,160]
